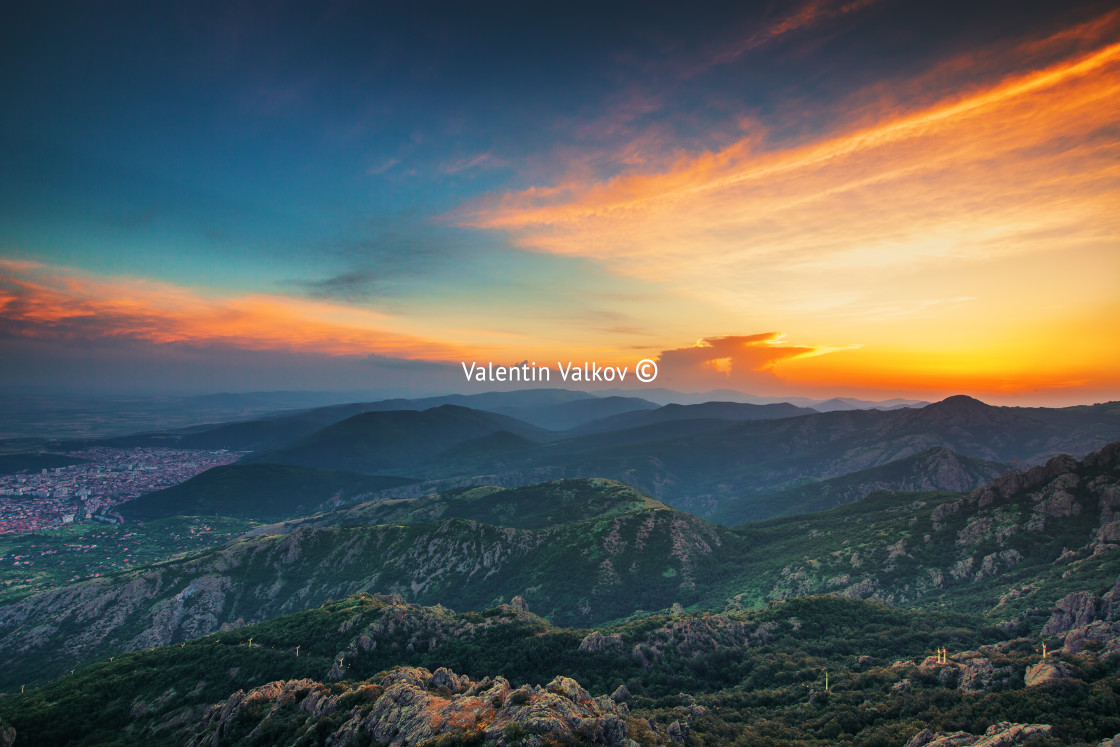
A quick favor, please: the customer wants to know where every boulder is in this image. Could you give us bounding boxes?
[431,666,469,693]
[667,720,690,744]
[1024,659,1073,687]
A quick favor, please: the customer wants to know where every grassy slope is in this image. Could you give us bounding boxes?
[731,466,1120,622]
[5,448,1120,691]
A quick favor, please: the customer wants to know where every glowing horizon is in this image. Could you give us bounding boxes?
[1,1,1117,405]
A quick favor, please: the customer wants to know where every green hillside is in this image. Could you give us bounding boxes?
[729,444,1120,621]
[251,404,554,473]
[117,464,416,522]
[0,515,255,604]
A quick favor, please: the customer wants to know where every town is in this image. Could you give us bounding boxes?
[0,447,244,533]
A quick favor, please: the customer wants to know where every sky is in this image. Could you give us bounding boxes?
[1,0,1117,405]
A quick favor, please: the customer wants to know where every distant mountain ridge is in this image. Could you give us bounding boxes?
[709,446,1011,525]
[571,400,816,434]
[406,396,1120,522]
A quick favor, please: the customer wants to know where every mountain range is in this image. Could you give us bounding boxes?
[2,440,1120,744]
[3,392,1120,745]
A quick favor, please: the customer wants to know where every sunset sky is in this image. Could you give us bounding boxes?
[1,0,1117,404]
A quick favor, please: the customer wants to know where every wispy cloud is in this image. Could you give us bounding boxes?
[693,0,880,75]
[0,259,472,360]
[366,157,401,175]
[441,152,496,175]
[458,24,1120,319]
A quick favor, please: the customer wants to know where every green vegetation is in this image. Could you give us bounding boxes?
[5,446,1120,692]
[118,463,415,521]
[729,460,1120,620]
[3,594,1118,745]
[293,478,663,530]
[0,515,255,603]
[3,442,1120,744]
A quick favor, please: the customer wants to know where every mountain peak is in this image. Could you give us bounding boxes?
[913,394,996,421]
[936,394,990,409]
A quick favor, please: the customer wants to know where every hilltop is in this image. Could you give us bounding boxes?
[249,405,553,473]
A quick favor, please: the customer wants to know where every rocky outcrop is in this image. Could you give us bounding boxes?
[918,650,1013,692]
[627,615,775,665]
[1062,620,1120,657]
[1024,659,1074,687]
[580,631,624,653]
[764,443,1120,615]
[187,666,647,747]
[955,654,1013,692]
[1043,591,1098,635]
[1037,575,1120,659]
[905,722,1053,747]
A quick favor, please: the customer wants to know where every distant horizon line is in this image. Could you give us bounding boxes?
[1,385,1117,409]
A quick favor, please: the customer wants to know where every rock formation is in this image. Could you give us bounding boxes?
[187,665,648,746]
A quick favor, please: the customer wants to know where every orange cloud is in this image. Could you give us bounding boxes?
[0,260,473,360]
[460,22,1120,317]
[655,333,836,392]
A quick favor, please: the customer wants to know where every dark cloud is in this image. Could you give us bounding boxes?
[296,268,381,302]
[0,335,463,397]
